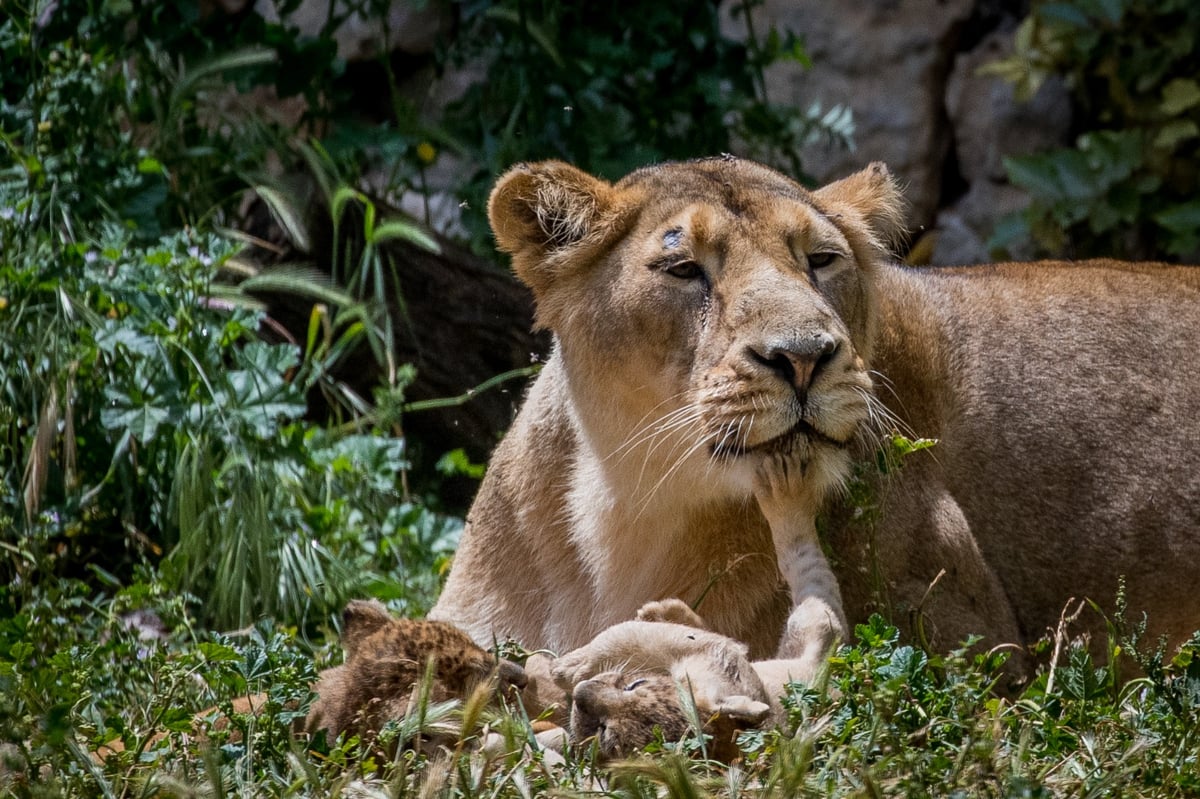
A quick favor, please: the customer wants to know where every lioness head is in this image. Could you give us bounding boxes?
[489,157,904,502]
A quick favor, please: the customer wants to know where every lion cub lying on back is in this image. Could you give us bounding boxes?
[547,599,811,759]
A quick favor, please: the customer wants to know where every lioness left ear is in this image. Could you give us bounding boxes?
[488,161,618,296]
[812,162,907,255]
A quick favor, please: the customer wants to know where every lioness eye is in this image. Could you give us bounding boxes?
[664,260,704,280]
[807,252,839,269]
[625,679,648,691]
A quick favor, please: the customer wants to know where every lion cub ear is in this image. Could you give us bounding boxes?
[340,599,393,657]
[488,161,619,295]
[812,162,907,255]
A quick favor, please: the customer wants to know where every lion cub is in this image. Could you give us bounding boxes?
[306,599,527,742]
[549,600,782,760]
[90,601,526,763]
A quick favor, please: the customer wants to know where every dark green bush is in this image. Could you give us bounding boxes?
[438,0,851,250]
[0,3,454,631]
[988,0,1200,259]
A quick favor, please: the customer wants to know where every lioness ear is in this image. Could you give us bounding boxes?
[488,160,617,295]
[812,162,907,255]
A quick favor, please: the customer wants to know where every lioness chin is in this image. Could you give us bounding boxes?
[430,156,1200,680]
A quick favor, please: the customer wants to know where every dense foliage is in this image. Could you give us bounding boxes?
[3,592,1198,796]
[3,0,1200,795]
[987,0,1200,259]
[0,0,456,635]
[439,0,851,249]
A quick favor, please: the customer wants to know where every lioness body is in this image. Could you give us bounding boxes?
[431,157,1200,674]
[839,261,1200,656]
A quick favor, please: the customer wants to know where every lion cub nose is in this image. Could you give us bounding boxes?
[747,334,838,398]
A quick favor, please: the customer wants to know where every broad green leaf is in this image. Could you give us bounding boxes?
[101,401,171,442]
[1160,78,1200,115]
[95,323,161,357]
[1153,120,1199,151]
[1005,154,1068,200]
[1154,201,1200,233]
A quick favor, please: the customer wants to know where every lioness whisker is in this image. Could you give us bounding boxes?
[612,402,705,463]
[859,387,916,441]
[634,410,709,489]
[633,431,719,519]
[608,389,697,444]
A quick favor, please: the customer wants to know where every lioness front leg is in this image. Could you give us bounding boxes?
[755,463,848,681]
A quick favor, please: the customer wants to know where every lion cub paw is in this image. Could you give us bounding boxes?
[550,649,593,690]
[712,695,771,725]
[635,599,708,629]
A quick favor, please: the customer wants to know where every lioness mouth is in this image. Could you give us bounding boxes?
[712,419,846,459]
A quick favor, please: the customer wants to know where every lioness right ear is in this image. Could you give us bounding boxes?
[488,161,617,295]
[812,162,908,256]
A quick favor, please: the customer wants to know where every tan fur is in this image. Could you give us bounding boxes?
[431,156,1200,683]
[434,157,900,676]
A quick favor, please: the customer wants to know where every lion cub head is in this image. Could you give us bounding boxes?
[568,671,769,761]
[489,157,904,504]
[307,600,526,742]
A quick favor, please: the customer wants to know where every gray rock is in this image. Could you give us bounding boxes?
[931,181,1038,265]
[252,0,451,60]
[725,0,975,229]
[945,29,1072,184]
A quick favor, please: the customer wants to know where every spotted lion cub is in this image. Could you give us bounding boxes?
[550,600,779,760]
[307,599,527,741]
[90,601,526,764]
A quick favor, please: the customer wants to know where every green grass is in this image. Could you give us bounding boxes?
[2,588,1198,798]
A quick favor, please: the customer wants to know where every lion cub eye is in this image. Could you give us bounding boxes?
[663,260,704,280]
[807,252,840,269]
[624,678,648,691]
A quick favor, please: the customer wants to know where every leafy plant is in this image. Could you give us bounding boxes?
[0,2,457,631]
[438,0,852,251]
[985,0,1200,259]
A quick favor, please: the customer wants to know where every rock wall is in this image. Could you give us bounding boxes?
[726,0,1072,264]
[232,1,1073,265]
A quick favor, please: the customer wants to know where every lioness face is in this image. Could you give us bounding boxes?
[490,158,903,499]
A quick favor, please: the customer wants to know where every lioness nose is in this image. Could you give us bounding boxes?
[748,334,838,396]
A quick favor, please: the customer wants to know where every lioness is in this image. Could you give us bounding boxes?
[430,156,1200,680]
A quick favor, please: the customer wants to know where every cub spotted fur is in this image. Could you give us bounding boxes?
[93,602,526,763]
[431,156,1200,678]
[307,599,526,741]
